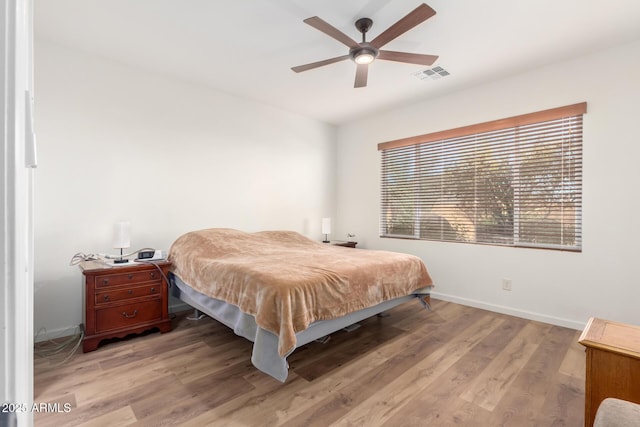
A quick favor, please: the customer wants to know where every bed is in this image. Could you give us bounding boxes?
[168,228,434,382]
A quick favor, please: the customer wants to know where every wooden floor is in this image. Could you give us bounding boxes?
[34,299,586,426]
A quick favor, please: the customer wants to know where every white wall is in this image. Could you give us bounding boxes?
[335,39,640,330]
[35,35,640,337]
[33,40,336,338]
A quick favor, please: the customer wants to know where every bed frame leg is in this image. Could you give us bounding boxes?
[418,295,432,310]
[315,335,331,344]
[186,309,206,320]
[343,323,361,332]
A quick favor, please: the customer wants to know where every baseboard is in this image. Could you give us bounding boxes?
[35,302,194,343]
[169,301,191,313]
[431,291,586,331]
[35,295,583,343]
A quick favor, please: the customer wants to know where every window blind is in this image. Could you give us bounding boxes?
[379,103,585,251]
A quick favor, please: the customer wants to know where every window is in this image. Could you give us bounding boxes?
[379,103,586,251]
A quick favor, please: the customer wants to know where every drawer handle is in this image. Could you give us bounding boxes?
[128,274,133,280]
[128,290,133,295]
[122,310,138,319]
[103,295,110,301]
[103,279,109,285]
[150,287,156,293]
[150,272,156,278]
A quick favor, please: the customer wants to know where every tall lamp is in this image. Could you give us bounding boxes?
[321,218,331,243]
[113,221,131,264]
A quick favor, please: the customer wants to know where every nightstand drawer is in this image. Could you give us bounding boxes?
[95,299,162,333]
[95,269,162,288]
[95,282,161,305]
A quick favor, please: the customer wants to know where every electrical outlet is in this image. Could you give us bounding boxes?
[502,278,512,291]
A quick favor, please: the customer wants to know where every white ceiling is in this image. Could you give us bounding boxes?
[35,0,640,125]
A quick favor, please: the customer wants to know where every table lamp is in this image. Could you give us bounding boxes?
[113,221,131,263]
[322,218,331,243]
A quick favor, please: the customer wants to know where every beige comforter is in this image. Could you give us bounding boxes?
[169,228,433,357]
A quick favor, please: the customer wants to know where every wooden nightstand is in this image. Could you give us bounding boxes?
[331,240,358,248]
[579,317,640,426]
[80,260,172,352]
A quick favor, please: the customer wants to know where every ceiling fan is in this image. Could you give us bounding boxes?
[291,3,438,88]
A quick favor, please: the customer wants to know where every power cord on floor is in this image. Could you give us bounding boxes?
[34,324,85,366]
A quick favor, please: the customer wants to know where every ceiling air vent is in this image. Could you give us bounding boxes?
[412,65,450,81]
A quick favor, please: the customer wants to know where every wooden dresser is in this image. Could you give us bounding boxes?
[80,260,172,352]
[579,317,640,427]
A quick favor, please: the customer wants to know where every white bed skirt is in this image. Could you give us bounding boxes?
[171,274,432,382]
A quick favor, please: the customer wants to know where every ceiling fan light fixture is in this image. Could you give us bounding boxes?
[354,51,375,64]
[350,46,378,65]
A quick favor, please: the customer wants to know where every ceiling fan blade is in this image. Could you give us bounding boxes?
[291,55,350,73]
[377,50,438,66]
[303,16,359,48]
[370,3,436,48]
[354,63,368,88]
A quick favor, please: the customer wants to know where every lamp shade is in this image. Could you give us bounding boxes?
[321,218,331,235]
[113,221,131,249]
